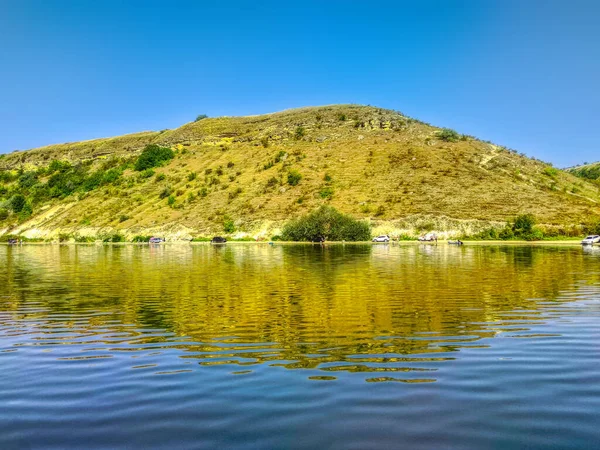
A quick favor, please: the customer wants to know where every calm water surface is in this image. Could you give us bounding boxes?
[1,243,600,449]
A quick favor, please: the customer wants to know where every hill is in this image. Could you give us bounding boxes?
[1,105,599,240]
[567,162,600,183]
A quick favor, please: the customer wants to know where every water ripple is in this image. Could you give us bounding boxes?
[1,244,599,449]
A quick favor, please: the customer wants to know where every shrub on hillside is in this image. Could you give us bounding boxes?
[281,206,371,242]
[228,187,242,200]
[82,170,105,191]
[543,167,558,177]
[47,164,87,197]
[0,208,8,220]
[134,144,175,171]
[195,114,208,122]
[9,194,26,213]
[570,165,600,181]
[140,169,155,179]
[287,170,302,186]
[266,177,279,189]
[159,186,172,199]
[223,217,235,233]
[48,160,72,173]
[319,186,334,199]
[438,128,460,142]
[18,202,32,221]
[0,170,17,183]
[82,168,123,192]
[18,171,38,189]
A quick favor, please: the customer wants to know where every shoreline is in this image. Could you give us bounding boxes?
[0,240,590,246]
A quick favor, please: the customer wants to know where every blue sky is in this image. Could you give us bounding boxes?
[0,0,598,167]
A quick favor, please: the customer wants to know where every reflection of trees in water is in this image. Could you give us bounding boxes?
[1,244,599,377]
[501,245,536,268]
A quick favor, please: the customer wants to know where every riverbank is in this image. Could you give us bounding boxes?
[0,239,590,246]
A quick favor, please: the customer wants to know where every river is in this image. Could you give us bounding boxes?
[1,243,599,449]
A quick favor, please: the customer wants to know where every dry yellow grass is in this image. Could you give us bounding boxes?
[1,105,599,240]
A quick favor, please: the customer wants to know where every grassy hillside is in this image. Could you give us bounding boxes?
[1,105,599,240]
[567,162,600,183]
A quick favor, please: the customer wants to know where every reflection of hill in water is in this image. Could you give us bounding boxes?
[1,244,599,379]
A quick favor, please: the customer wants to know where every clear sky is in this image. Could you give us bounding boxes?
[0,0,598,167]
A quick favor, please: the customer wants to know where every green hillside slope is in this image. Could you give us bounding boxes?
[1,105,599,240]
[567,162,600,183]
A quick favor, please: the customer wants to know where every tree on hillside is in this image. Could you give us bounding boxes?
[134,144,175,171]
[9,194,26,213]
[438,128,460,142]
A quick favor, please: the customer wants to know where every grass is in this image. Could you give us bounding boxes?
[1,105,600,240]
[568,162,600,182]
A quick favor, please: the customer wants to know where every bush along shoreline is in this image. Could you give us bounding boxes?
[278,206,371,242]
[2,209,599,244]
[465,214,600,241]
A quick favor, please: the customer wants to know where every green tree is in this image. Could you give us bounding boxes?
[438,128,460,142]
[18,171,38,189]
[512,214,535,234]
[9,194,26,213]
[281,206,371,241]
[134,144,175,171]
